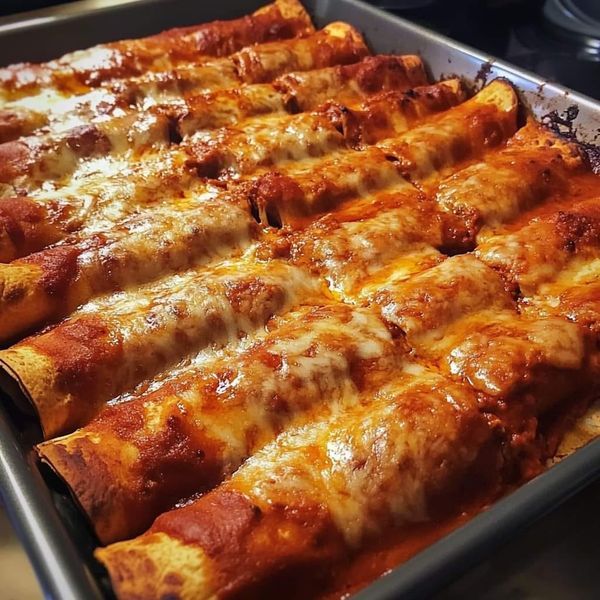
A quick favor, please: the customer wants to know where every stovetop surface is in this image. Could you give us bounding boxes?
[374,0,600,99]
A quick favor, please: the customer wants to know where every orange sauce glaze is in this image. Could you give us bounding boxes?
[246,494,495,600]
[501,171,600,232]
[324,515,472,599]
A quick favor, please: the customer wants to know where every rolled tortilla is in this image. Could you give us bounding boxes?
[247,79,518,227]
[436,120,584,250]
[0,197,256,342]
[0,257,324,437]
[96,368,495,599]
[183,79,465,179]
[0,0,314,104]
[38,303,402,543]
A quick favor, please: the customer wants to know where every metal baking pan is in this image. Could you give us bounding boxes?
[0,1,599,599]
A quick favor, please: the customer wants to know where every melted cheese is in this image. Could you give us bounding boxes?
[522,254,600,335]
[179,84,287,136]
[287,191,443,299]
[374,254,512,349]
[375,79,517,184]
[441,311,584,397]
[0,0,315,105]
[476,197,600,295]
[251,146,407,226]
[75,255,323,358]
[186,110,346,178]
[233,368,484,546]
[37,303,403,544]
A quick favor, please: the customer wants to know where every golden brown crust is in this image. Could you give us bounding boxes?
[38,303,403,542]
[96,533,215,600]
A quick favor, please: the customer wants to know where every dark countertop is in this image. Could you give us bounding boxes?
[437,478,600,599]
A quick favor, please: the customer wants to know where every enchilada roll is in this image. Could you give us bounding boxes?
[96,369,495,599]
[477,195,600,340]
[1,54,426,145]
[0,257,324,437]
[176,54,428,137]
[0,198,256,341]
[372,255,591,462]
[476,196,600,295]
[267,185,444,300]
[0,151,200,260]
[99,24,368,113]
[0,22,366,156]
[0,113,171,193]
[183,80,464,179]
[38,303,403,543]
[0,0,314,104]
[373,256,586,383]
[375,79,518,186]
[233,22,367,84]
[247,80,518,227]
[275,54,428,112]
[498,196,600,463]
[0,106,47,144]
[435,121,584,250]
[246,146,406,227]
[372,254,514,345]
[337,79,465,148]
[0,25,368,197]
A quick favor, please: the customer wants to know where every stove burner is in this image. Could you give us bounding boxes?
[543,0,600,59]
[377,0,600,100]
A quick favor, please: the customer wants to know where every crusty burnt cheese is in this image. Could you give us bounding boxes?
[0,0,314,104]
[0,257,324,437]
[0,198,256,342]
[39,304,403,543]
[96,369,494,600]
